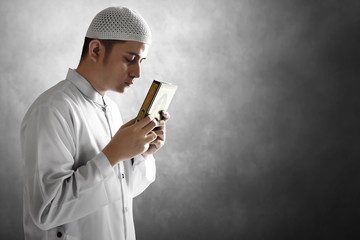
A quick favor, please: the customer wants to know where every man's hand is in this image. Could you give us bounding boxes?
[142,111,170,159]
[103,115,158,166]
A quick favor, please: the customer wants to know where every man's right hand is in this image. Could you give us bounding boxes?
[102,115,158,166]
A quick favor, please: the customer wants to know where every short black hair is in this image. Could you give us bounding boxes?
[80,37,125,63]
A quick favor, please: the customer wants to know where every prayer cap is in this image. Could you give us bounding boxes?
[86,6,152,45]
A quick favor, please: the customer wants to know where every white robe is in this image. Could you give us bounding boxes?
[21,69,155,240]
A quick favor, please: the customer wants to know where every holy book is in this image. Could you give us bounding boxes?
[136,80,178,122]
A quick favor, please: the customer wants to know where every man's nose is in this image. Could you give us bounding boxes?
[130,62,141,78]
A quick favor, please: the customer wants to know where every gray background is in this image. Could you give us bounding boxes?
[1,0,360,239]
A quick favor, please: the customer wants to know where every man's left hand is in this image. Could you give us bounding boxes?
[142,111,170,158]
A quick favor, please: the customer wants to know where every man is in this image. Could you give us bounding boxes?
[21,6,168,240]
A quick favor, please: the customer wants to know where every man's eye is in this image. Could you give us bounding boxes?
[125,58,134,62]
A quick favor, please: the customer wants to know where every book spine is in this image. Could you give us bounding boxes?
[136,81,161,122]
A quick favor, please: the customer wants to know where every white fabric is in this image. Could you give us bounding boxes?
[21,68,156,240]
[86,6,152,45]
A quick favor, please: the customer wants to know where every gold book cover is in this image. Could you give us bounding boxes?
[136,80,178,122]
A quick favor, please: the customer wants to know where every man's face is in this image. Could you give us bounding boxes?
[100,41,149,93]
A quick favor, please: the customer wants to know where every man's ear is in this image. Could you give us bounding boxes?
[88,39,103,63]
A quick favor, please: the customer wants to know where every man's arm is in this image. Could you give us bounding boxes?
[22,103,163,230]
[132,111,170,197]
[21,106,121,230]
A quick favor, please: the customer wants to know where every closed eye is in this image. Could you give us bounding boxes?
[124,56,146,64]
[124,57,135,63]
[125,52,146,63]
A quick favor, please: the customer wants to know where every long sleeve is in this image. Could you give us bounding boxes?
[131,154,156,197]
[21,105,121,230]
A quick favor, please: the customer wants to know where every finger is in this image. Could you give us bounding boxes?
[158,120,165,126]
[151,139,163,149]
[160,111,171,121]
[154,128,165,135]
[137,115,155,128]
[145,131,157,143]
[153,129,165,140]
[142,119,158,134]
[153,120,165,131]
[121,117,136,129]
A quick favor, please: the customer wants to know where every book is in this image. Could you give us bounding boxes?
[136,80,178,122]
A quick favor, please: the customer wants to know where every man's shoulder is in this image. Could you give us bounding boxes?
[34,80,76,105]
[23,80,81,120]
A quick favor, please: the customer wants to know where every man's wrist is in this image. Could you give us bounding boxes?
[103,146,126,167]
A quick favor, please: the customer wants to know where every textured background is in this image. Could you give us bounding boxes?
[1,0,360,239]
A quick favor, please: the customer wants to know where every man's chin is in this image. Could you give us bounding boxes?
[115,86,128,94]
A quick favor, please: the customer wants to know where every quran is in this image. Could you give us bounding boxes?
[136,80,178,122]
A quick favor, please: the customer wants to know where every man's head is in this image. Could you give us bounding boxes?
[77,6,151,95]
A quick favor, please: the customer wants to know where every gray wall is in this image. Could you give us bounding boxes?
[1,0,360,239]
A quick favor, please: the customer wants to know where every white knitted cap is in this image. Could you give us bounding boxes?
[86,6,152,45]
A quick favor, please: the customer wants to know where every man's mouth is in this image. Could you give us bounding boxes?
[125,81,134,87]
